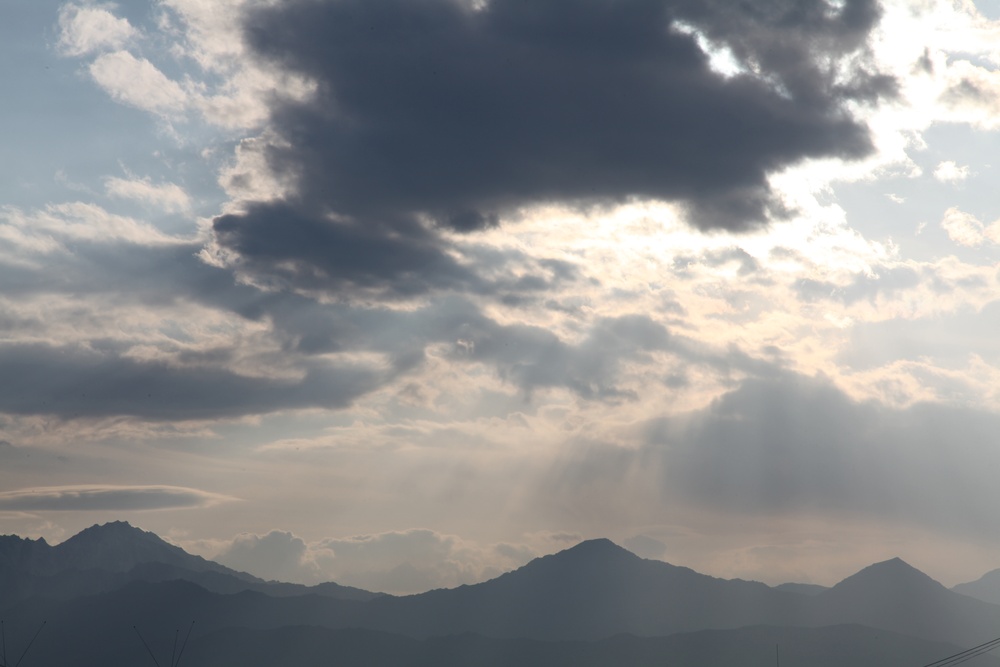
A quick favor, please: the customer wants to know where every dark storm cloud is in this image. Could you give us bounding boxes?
[212,202,487,298]
[670,0,893,105]
[212,203,578,301]
[215,0,887,295]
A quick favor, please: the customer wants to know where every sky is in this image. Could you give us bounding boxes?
[2,0,1000,595]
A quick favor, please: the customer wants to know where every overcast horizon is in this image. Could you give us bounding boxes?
[3,0,1000,595]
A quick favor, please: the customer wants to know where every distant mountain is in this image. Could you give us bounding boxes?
[808,557,1000,647]
[6,525,1000,663]
[774,582,828,596]
[0,521,232,577]
[352,538,807,639]
[954,569,1000,605]
[0,533,51,572]
[0,522,379,604]
[5,538,802,641]
[357,542,1000,645]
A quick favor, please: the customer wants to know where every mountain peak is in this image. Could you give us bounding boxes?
[564,538,631,555]
[548,538,641,566]
[62,521,165,549]
[861,557,923,576]
[74,520,143,537]
[829,556,945,595]
[53,521,206,574]
[484,538,642,590]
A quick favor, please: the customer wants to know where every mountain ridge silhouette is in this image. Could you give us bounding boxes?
[4,523,1000,657]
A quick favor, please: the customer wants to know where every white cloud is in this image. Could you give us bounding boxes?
[216,133,298,205]
[941,207,1000,246]
[213,528,535,594]
[88,51,189,116]
[57,3,138,57]
[215,530,321,582]
[57,1,313,130]
[671,21,747,80]
[157,0,316,129]
[933,160,971,183]
[833,0,1000,187]
[104,176,192,214]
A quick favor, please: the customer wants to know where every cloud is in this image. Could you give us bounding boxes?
[940,59,1000,130]
[0,201,637,422]
[452,313,674,401]
[0,203,176,260]
[209,203,490,299]
[643,372,1000,538]
[316,529,536,593]
[57,3,138,57]
[214,530,320,582]
[214,528,534,593]
[793,263,921,306]
[941,207,1000,247]
[933,160,971,183]
[0,485,232,511]
[839,302,1000,373]
[0,342,386,421]
[104,177,192,214]
[88,51,189,116]
[210,0,887,298]
[449,368,1000,562]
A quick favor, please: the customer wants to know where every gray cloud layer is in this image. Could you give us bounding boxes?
[213,0,887,296]
[0,342,384,421]
[645,372,1000,537]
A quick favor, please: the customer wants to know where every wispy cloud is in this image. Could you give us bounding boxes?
[0,485,235,511]
[104,176,192,214]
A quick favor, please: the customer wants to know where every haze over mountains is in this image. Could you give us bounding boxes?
[0,521,377,603]
[3,522,1000,667]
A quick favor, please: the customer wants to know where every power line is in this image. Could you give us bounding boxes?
[921,636,1000,667]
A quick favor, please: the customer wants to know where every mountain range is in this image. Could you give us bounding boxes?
[3,522,1000,667]
[0,521,377,603]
